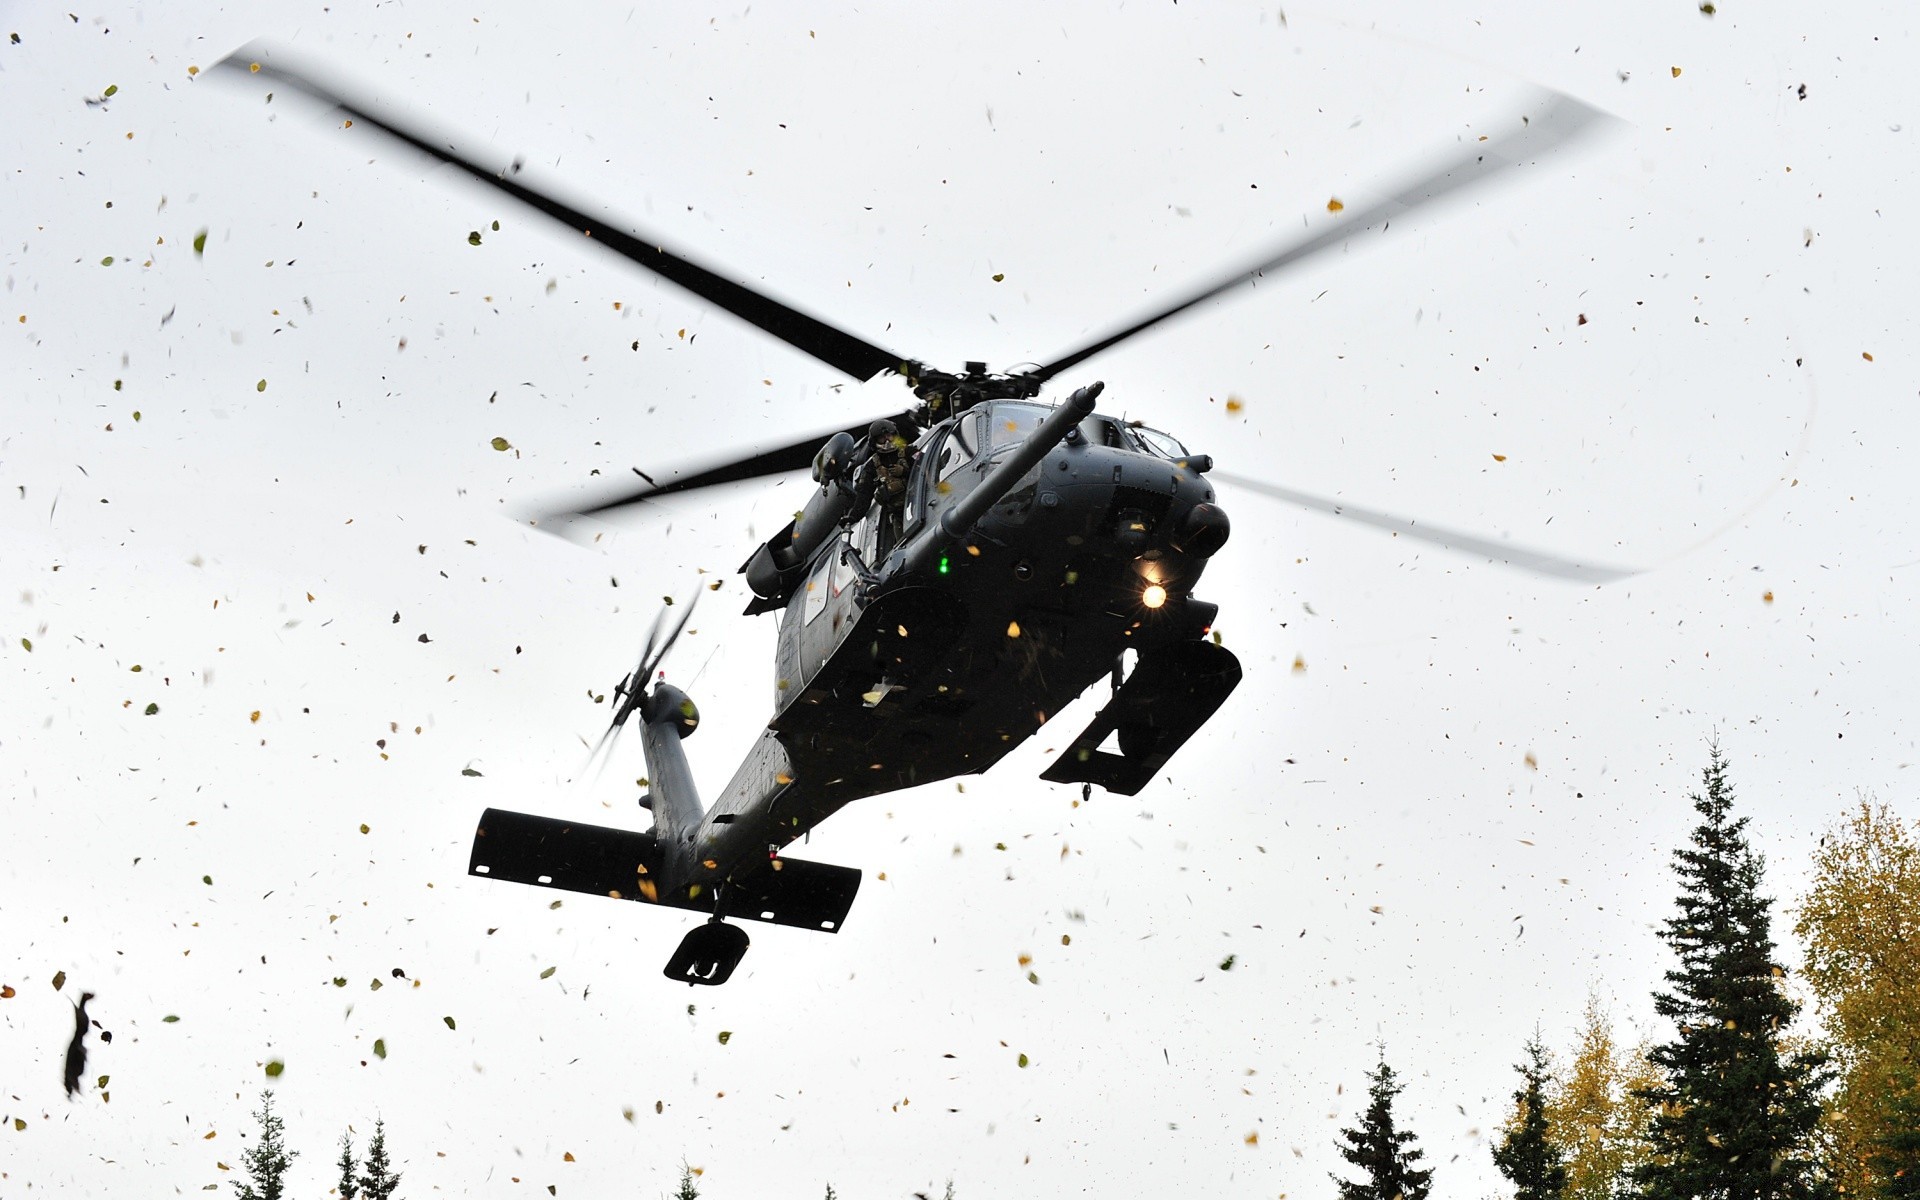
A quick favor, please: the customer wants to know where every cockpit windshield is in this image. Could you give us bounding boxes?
[1128,424,1189,459]
[979,402,1053,451]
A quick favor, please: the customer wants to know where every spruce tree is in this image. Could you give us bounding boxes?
[1871,1062,1920,1200]
[337,1131,358,1200]
[356,1118,401,1200]
[1632,748,1830,1200]
[1332,1056,1434,1200]
[1494,1036,1569,1200]
[672,1162,700,1200]
[233,1090,297,1200]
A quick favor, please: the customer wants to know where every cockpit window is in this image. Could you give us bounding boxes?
[981,402,1052,450]
[1079,415,1126,447]
[1129,425,1189,459]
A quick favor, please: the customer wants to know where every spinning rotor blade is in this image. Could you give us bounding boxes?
[1029,91,1610,384]
[636,590,700,687]
[1216,471,1637,584]
[589,589,702,773]
[573,415,896,518]
[215,47,909,382]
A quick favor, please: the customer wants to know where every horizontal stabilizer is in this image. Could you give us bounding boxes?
[469,808,861,933]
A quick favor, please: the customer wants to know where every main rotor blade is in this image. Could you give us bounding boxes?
[214,46,910,382]
[1030,91,1610,383]
[1216,471,1637,584]
[561,407,917,519]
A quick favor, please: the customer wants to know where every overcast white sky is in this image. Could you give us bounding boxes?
[4,2,1914,1196]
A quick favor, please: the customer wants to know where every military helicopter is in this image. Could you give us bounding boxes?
[221,49,1624,984]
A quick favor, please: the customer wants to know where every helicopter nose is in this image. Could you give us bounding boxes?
[1172,502,1230,558]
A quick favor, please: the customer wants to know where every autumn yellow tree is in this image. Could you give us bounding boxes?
[1795,800,1920,1197]
[1541,997,1660,1200]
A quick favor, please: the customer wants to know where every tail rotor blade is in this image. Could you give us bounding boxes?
[638,590,700,684]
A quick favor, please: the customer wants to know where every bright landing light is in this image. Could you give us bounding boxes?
[1141,583,1168,610]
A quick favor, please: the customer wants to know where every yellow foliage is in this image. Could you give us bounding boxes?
[1795,799,1920,1198]
[1543,997,1660,1200]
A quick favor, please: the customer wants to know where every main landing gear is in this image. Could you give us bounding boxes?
[664,917,750,986]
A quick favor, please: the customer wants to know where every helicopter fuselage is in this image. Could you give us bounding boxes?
[675,387,1239,897]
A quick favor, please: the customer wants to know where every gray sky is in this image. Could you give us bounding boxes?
[3,2,1913,1196]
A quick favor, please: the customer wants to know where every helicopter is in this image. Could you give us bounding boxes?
[220,48,1627,984]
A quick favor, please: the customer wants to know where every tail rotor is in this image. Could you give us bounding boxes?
[586,591,700,773]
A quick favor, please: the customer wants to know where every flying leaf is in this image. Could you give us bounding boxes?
[461,767,483,777]
[264,1059,284,1078]
[52,970,67,991]
[490,436,512,451]
[193,229,207,255]
[1017,1053,1030,1068]
[145,703,159,715]
[1326,197,1344,213]
[717,1031,732,1045]
[372,1038,387,1059]
[539,966,556,979]
[443,1015,456,1029]
[468,231,483,246]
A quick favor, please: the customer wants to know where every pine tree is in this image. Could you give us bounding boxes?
[1332,1056,1434,1200]
[1632,748,1830,1200]
[1495,1036,1569,1200]
[672,1161,700,1200]
[233,1090,297,1200]
[1869,1061,1920,1200]
[337,1130,358,1200]
[356,1118,401,1200]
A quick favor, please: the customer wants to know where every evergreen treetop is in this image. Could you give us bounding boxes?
[1494,1036,1569,1200]
[233,1090,297,1200]
[1632,748,1830,1200]
[337,1130,358,1200]
[1332,1056,1434,1200]
[357,1118,401,1200]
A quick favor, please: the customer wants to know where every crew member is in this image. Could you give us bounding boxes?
[861,418,913,551]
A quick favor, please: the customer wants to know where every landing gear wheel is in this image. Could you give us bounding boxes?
[664,918,751,986]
